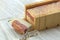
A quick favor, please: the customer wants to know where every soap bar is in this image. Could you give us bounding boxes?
[25,0,60,30]
[9,18,32,34]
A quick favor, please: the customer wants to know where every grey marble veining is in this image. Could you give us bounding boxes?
[0,0,60,40]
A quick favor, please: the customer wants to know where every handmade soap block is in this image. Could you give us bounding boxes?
[9,18,32,34]
[25,0,60,30]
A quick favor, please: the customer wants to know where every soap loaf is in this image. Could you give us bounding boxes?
[25,0,57,21]
[25,0,60,30]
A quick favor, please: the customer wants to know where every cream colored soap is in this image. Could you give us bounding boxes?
[9,18,32,34]
[25,0,60,30]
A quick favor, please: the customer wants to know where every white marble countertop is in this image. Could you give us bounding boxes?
[0,0,60,40]
[0,0,43,40]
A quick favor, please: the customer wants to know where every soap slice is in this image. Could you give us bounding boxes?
[9,18,32,34]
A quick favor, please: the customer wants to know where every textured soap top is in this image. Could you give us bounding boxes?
[27,1,60,17]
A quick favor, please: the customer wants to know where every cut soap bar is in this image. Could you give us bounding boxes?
[9,18,32,34]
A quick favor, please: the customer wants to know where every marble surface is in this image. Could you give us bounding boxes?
[0,0,60,40]
[0,0,43,40]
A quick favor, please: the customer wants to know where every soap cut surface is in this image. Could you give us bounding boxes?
[9,18,32,34]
